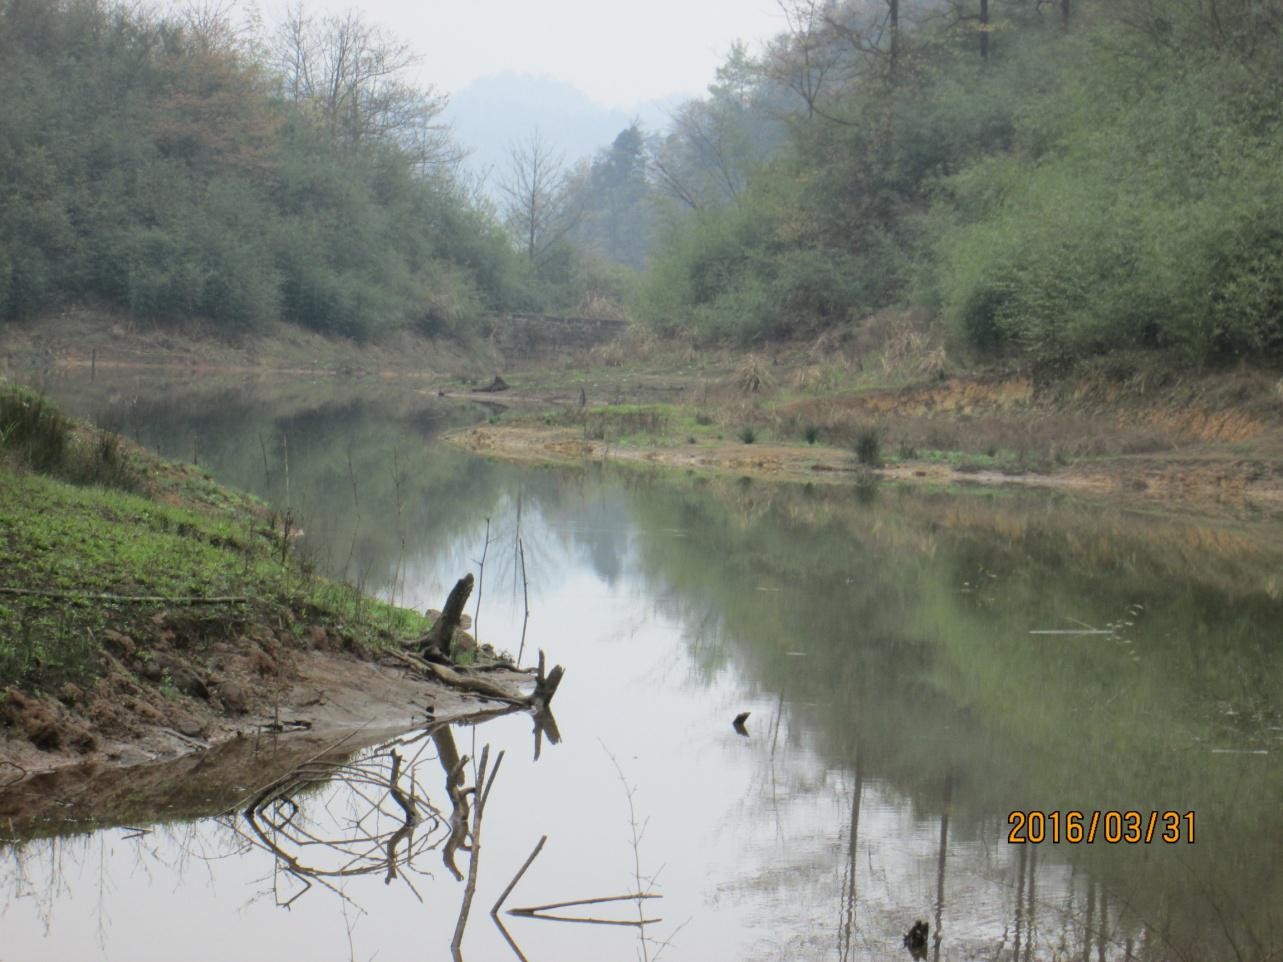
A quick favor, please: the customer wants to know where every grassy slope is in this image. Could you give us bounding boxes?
[0,382,428,753]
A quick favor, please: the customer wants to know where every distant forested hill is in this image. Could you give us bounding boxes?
[636,0,1283,366]
[0,0,528,340]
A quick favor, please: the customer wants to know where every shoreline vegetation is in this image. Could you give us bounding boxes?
[6,310,1283,516]
[447,326,1283,519]
[0,377,550,786]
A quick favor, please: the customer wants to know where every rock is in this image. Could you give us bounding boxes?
[215,680,247,716]
[166,707,205,738]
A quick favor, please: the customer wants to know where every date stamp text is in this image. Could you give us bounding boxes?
[1007,810,1195,844]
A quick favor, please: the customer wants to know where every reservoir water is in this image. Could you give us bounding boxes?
[3,370,1281,961]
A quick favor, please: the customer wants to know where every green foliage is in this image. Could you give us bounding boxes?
[854,427,881,466]
[0,381,139,490]
[738,426,756,444]
[637,1,1283,368]
[0,385,433,689]
[935,50,1283,365]
[0,1,526,338]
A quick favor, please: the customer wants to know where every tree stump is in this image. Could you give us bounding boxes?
[420,573,474,661]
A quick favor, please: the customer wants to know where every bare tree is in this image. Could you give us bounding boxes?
[269,2,458,170]
[769,0,844,116]
[499,130,582,266]
[649,98,756,209]
[175,0,247,53]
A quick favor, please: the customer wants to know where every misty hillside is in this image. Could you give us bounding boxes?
[445,73,680,196]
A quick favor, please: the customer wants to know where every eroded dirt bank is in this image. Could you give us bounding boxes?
[446,365,1283,518]
[1,617,530,785]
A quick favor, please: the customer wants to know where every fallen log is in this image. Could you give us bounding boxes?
[388,649,564,712]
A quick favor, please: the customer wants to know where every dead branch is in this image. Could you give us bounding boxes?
[492,835,548,917]
[436,727,472,881]
[510,892,661,915]
[389,647,565,715]
[512,913,661,927]
[0,587,248,604]
[452,745,504,953]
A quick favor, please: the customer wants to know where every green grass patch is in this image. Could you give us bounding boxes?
[0,385,428,691]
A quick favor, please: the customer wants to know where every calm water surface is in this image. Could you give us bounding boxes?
[3,371,1282,962]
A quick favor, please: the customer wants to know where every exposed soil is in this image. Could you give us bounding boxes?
[0,307,499,380]
[447,366,1283,519]
[0,610,532,794]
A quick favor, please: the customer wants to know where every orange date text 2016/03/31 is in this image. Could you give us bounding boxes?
[1007,810,1195,844]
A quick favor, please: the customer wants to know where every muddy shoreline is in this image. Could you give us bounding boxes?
[447,421,1283,517]
[0,643,535,829]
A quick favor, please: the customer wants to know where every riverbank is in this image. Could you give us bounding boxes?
[445,326,1283,518]
[7,310,1283,516]
[0,307,501,381]
[0,382,513,781]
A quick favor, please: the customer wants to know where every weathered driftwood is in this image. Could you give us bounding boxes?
[407,575,566,716]
[420,574,474,660]
[531,649,564,710]
[388,649,564,715]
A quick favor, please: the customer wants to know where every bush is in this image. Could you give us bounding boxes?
[1,383,138,490]
[854,427,881,466]
[0,385,68,473]
[739,426,757,444]
[936,51,1283,366]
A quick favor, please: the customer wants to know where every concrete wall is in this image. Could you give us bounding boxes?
[488,313,626,359]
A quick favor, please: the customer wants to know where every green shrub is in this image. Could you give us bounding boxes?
[854,427,881,466]
[0,385,68,473]
[1,384,138,490]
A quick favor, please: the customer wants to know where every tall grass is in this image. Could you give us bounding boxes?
[1,382,139,491]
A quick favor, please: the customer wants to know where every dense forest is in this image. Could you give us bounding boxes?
[634,0,1283,365]
[3,0,1282,366]
[0,0,541,339]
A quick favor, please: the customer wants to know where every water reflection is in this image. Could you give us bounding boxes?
[5,371,1282,961]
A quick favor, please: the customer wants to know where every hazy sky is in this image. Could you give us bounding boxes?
[265,0,785,108]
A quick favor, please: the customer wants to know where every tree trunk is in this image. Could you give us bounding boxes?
[889,0,899,80]
[420,573,474,660]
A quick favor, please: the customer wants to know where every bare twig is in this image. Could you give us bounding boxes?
[510,892,660,915]
[512,912,661,927]
[0,587,248,604]
[473,517,492,642]
[451,745,504,954]
[517,536,531,665]
[492,835,548,917]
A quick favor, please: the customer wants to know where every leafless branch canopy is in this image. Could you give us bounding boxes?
[499,130,585,265]
[269,2,459,171]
